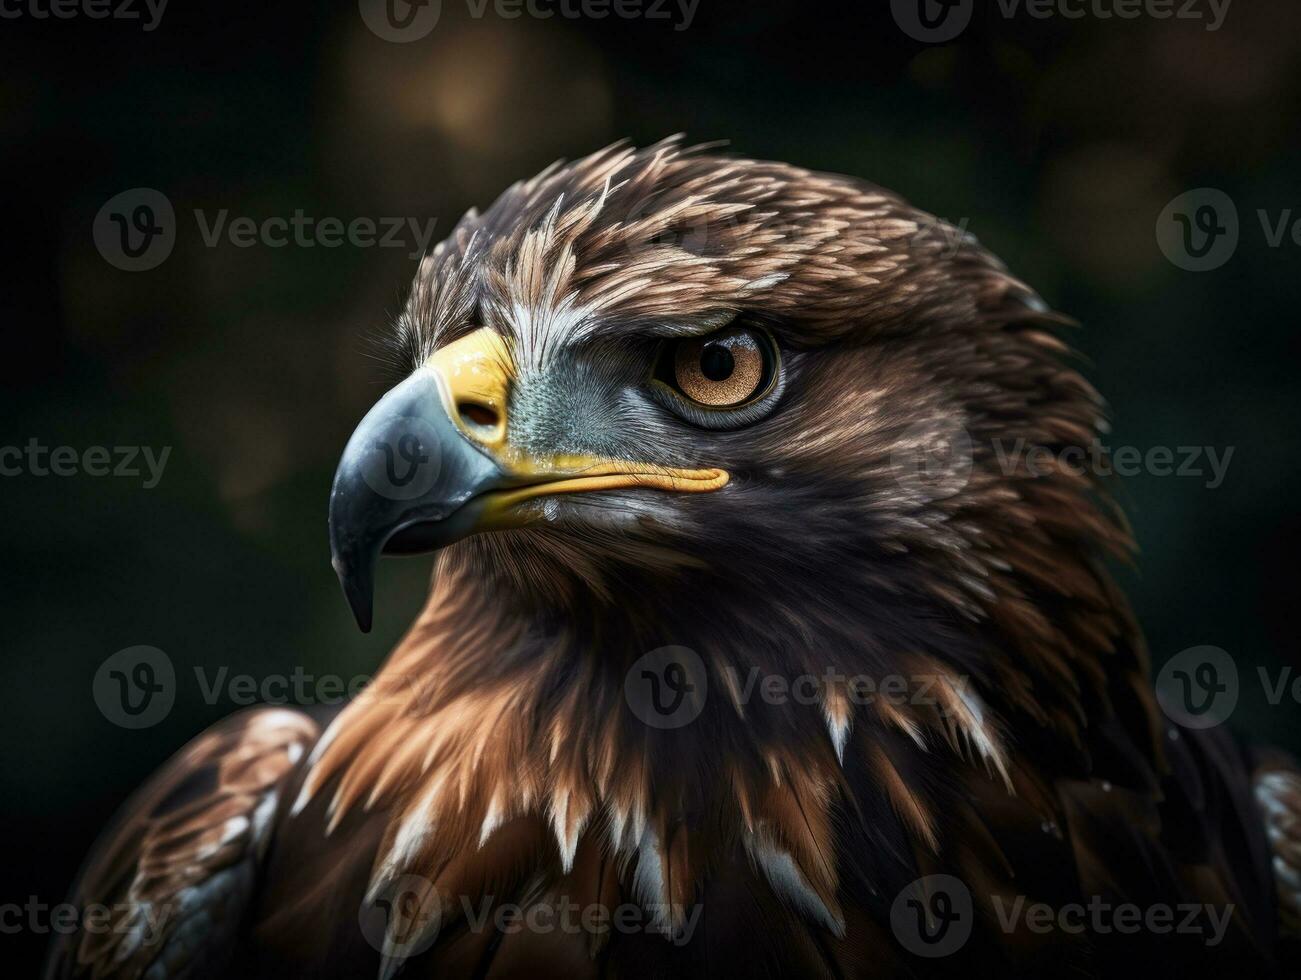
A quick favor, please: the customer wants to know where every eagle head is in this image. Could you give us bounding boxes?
[330,138,1121,667]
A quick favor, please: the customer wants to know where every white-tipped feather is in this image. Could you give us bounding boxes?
[823,687,852,764]
[745,833,846,938]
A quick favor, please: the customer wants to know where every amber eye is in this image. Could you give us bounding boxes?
[667,327,774,408]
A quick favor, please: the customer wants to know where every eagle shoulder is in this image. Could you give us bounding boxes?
[43,707,318,980]
[1255,760,1301,938]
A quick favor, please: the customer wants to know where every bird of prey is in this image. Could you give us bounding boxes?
[47,139,1301,979]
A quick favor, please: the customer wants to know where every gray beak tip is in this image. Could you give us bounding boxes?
[332,554,374,633]
[327,371,506,634]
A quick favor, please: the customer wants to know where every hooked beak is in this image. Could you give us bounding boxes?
[328,327,729,632]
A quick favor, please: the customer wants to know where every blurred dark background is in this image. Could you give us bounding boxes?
[2,0,1299,971]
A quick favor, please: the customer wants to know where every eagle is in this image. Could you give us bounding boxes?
[46,139,1301,979]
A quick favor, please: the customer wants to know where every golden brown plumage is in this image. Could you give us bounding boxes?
[44,709,317,979]
[48,139,1300,979]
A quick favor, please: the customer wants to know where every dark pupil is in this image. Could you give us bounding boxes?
[699,343,734,382]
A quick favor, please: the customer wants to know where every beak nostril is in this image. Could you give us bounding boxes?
[458,402,500,429]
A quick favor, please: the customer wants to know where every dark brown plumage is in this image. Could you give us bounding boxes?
[46,139,1301,979]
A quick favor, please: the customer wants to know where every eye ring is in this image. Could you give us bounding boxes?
[648,323,784,429]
